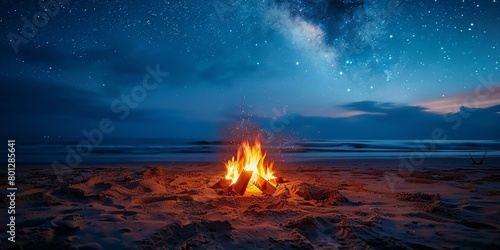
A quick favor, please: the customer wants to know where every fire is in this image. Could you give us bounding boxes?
[224,136,276,185]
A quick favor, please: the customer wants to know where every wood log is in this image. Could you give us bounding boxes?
[253,175,277,195]
[211,179,232,189]
[232,171,253,196]
[269,177,284,186]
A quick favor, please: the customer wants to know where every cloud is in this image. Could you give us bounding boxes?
[2,40,263,90]
[0,76,214,138]
[0,77,108,118]
[245,101,500,140]
[415,83,500,114]
[339,101,426,115]
[0,77,110,137]
[110,48,194,80]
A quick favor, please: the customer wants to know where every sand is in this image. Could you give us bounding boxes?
[2,158,500,249]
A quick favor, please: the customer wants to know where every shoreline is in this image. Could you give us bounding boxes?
[13,156,500,170]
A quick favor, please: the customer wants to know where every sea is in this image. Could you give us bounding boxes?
[8,137,500,164]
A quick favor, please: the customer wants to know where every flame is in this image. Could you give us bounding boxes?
[225,136,276,185]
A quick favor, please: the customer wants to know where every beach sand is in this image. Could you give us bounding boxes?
[2,158,500,249]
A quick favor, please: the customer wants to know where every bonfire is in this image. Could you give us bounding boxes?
[214,136,282,195]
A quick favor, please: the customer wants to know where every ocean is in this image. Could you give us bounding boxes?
[9,137,500,164]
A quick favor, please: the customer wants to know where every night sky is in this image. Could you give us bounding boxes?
[1,0,499,140]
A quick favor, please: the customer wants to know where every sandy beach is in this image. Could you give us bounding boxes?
[2,158,499,249]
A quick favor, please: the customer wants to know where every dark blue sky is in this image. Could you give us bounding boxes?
[1,0,499,140]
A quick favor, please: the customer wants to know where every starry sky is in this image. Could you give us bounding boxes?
[1,0,499,140]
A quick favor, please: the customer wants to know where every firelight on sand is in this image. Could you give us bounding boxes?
[224,136,276,185]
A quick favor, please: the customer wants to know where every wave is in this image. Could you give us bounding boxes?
[10,138,500,163]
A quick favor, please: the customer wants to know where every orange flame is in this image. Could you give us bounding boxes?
[225,136,276,184]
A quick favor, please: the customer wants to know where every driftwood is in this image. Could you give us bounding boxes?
[469,151,487,165]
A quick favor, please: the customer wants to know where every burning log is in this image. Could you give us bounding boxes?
[253,175,277,195]
[232,170,253,195]
[276,177,284,184]
[269,177,284,186]
[211,179,232,189]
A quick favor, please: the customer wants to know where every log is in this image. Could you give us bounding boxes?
[232,171,253,196]
[269,177,284,186]
[253,175,277,195]
[211,179,232,189]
